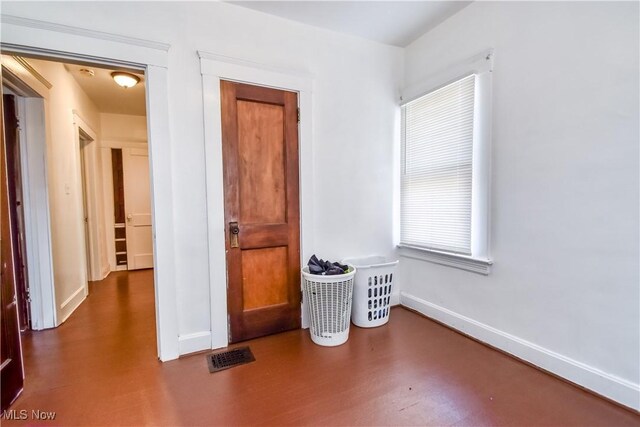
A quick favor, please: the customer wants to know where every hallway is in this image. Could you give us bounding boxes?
[8,270,162,423]
[5,270,639,426]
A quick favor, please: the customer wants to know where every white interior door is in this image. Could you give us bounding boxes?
[122,147,154,270]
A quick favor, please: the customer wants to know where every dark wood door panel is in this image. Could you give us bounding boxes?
[241,247,289,310]
[235,83,286,105]
[1,93,24,411]
[3,95,30,331]
[239,224,289,249]
[240,303,300,342]
[237,100,286,225]
[221,80,301,343]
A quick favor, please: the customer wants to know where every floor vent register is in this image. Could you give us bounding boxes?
[207,346,255,373]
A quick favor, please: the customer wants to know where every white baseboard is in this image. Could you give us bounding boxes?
[57,286,87,325]
[400,292,640,411]
[178,331,212,355]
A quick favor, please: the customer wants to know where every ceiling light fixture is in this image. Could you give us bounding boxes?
[111,71,140,89]
[79,68,95,77]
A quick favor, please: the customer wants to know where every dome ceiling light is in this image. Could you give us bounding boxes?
[111,71,140,89]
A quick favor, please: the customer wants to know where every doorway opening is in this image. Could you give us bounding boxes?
[1,53,156,409]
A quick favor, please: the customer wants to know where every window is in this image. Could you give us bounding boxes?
[401,74,475,255]
[399,51,493,273]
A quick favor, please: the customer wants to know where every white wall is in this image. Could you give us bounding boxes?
[101,113,147,141]
[2,2,403,352]
[26,59,105,323]
[401,1,639,409]
[99,113,148,271]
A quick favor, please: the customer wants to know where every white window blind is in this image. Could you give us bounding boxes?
[401,74,476,255]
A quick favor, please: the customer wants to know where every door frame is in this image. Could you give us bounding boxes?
[2,58,56,331]
[73,112,109,283]
[199,51,314,351]
[1,15,180,361]
[100,139,148,273]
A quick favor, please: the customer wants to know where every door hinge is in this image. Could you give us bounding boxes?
[300,289,303,304]
[297,108,300,123]
[227,314,232,342]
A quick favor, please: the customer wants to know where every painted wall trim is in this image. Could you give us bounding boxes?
[398,245,492,275]
[72,111,107,284]
[2,65,57,330]
[200,52,315,351]
[145,64,180,361]
[198,51,314,89]
[400,291,640,411]
[1,16,169,68]
[59,286,85,309]
[11,55,52,89]
[57,286,86,325]
[178,331,212,355]
[1,55,51,97]
[1,15,170,52]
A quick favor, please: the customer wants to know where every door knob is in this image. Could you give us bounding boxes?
[229,222,239,248]
[230,222,239,234]
[127,214,133,222]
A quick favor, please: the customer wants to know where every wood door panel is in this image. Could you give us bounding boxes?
[240,224,289,249]
[111,149,125,224]
[241,303,300,340]
[221,81,301,343]
[236,84,285,105]
[237,100,286,225]
[241,247,288,310]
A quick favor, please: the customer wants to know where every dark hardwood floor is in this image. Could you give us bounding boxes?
[4,270,638,426]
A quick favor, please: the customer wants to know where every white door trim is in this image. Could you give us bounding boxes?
[199,51,315,351]
[1,15,169,67]
[1,62,56,330]
[1,16,179,361]
[72,111,108,283]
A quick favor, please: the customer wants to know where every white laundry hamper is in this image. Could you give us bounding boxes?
[302,266,356,347]
[342,256,398,328]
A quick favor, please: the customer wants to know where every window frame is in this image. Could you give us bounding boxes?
[398,49,494,274]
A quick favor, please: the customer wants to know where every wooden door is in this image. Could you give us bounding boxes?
[122,147,153,270]
[221,81,301,343]
[1,93,25,411]
[3,95,30,331]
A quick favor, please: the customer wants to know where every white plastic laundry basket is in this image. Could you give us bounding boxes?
[342,256,398,328]
[302,266,356,347]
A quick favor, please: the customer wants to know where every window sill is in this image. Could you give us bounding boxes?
[397,244,493,275]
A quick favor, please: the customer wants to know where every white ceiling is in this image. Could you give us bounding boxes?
[229,1,472,47]
[65,63,146,116]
